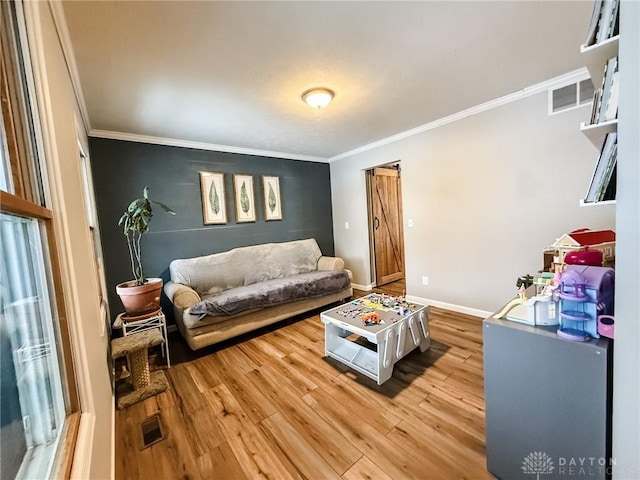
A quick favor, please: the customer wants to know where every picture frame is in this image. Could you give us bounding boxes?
[233,174,256,222]
[262,175,282,221]
[199,171,227,224]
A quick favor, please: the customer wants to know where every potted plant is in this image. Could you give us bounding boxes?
[115,186,175,316]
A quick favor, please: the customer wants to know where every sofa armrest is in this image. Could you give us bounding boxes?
[317,256,345,271]
[164,281,201,310]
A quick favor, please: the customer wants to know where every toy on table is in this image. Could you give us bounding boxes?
[361,312,382,326]
[336,306,364,318]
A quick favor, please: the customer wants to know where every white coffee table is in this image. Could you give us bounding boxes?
[321,293,430,384]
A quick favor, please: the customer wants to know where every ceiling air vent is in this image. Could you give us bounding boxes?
[549,79,594,115]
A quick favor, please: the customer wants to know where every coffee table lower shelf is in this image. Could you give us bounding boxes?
[326,339,378,380]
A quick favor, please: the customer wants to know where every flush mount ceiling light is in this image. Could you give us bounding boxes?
[302,88,335,109]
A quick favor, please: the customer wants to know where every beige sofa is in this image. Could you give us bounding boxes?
[164,239,352,350]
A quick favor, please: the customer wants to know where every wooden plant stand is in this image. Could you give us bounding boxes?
[111,328,169,409]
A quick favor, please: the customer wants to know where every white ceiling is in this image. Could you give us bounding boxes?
[61,1,593,161]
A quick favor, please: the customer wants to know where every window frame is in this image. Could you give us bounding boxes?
[0,0,80,477]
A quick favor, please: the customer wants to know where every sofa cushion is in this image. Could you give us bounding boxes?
[169,238,322,296]
[188,270,350,318]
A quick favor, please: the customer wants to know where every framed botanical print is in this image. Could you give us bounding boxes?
[262,175,282,221]
[233,174,256,222]
[199,171,227,224]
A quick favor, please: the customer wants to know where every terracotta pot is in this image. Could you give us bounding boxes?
[116,278,163,315]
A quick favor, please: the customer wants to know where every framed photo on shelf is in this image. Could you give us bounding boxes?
[262,175,282,221]
[233,174,256,222]
[199,171,227,224]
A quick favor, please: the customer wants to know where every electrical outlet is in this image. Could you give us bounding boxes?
[345,222,350,230]
[422,276,429,286]
[408,218,414,228]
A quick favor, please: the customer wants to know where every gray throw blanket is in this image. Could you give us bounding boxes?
[189,270,350,318]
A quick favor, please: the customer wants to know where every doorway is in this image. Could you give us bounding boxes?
[367,164,405,286]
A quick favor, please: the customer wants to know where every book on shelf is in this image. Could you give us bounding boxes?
[584,0,620,47]
[597,144,617,201]
[601,163,617,202]
[603,65,619,121]
[584,0,603,46]
[598,56,618,123]
[588,56,618,125]
[590,88,602,125]
[584,132,617,203]
[610,0,620,38]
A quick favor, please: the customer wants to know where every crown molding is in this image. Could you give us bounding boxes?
[48,0,91,134]
[329,68,590,162]
[89,130,330,163]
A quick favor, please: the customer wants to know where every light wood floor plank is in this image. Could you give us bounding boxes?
[153,402,204,479]
[184,354,224,392]
[284,351,345,390]
[214,360,278,424]
[259,411,344,480]
[239,342,320,397]
[342,455,394,480]
[196,442,249,480]
[303,387,449,479]
[215,345,261,374]
[166,365,225,456]
[311,376,403,436]
[115,279,491,479]
[246,366,363,475]
[203,383,302,480]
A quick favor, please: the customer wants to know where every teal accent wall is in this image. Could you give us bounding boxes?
[89,138,334,322]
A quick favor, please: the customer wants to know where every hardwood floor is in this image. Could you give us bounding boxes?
[115,280,491,479]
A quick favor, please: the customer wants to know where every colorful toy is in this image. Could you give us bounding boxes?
[551,228,616,264]
[597,315,615,339]
[361,312,382,326]
[557,265,615,341]
[494,293,528,319]
[497,273,561,326]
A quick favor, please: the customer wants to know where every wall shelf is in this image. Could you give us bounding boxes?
[580,119,617,148]
[581,35,619,87]
[579,199,616,207]
[579,5,618,208]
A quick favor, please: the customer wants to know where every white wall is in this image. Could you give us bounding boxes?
[25,2,113,479]
[612,1,640,476]
[331,87,615,315]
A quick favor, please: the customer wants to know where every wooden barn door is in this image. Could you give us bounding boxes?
[369,166,405,286]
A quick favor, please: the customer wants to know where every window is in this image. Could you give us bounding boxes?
[0,213,68,478]
[1,1,78,478]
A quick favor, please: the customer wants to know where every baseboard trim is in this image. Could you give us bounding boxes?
[405,295,492,319]
[350,285,492,318]
[351,283,373,291]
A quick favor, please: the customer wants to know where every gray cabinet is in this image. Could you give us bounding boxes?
[483,316,612,480]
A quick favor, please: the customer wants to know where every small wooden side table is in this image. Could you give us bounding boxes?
[113,309,170,367]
